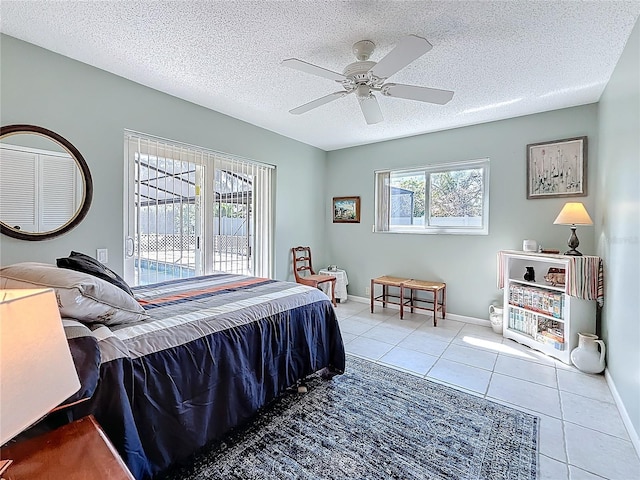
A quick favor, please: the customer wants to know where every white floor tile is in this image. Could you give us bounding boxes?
[500,338,558,366]
[451,333,504,350]
[417,323,460,341]
[569,465,608,479]
[560,391,629,440]
[394,311,434,323]
[333,302,368,319]
[487,373,561,418]
[335,301,367,313]
[383,315,427,331]
[378,347,438,375]
[456,323,504,342]
[396,331,450,357]
[338,317,376,335]
[540,454,569,480]
[427,358,492,394]
[344,336,393,360]
[494,355,557,388]
[346,313,387,327]
[557,369,614,403]
[368,306,401,318]
[356,308,398,322]
[430,318,466,332]
[361,324,414,345]
[441,343,498,370]
[565,423,640,480]
[340,332,357,345]
[555,359,586,373]
[538,413,567,462]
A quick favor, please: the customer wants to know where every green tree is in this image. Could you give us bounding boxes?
[430,169,482,218]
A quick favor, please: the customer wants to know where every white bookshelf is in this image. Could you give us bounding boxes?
[500,251,597,364]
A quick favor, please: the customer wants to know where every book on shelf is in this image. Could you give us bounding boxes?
[508,283,563,319]
[508,309,566,350]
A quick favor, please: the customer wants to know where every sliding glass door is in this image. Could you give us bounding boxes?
[124,132,273,286]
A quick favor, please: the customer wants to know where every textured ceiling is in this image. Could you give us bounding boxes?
[1,1,639,151]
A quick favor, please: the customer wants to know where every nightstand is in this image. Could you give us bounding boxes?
[0,415,134,480]
[318,268,349,302]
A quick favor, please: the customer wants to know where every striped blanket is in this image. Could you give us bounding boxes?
[67,274,345,479]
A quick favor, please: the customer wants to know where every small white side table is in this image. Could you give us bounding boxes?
[318,268,349,303]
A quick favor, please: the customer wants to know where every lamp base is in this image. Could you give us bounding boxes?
[565,226,583,256]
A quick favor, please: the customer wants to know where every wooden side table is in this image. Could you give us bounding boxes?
[1,415,134,480]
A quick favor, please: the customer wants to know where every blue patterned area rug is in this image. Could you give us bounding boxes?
[160,355,538,480]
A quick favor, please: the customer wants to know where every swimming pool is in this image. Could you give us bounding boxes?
[135,258,195,286]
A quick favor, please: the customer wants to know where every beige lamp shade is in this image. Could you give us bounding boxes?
[553,202,593,226]
[0,289,80,445]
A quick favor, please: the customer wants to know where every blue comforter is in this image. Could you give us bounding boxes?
[66,274,345,479]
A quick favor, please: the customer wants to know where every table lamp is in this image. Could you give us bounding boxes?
[0,289,80,473]
[553,202,593,256]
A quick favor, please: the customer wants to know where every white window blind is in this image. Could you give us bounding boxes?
[124,132,274,286]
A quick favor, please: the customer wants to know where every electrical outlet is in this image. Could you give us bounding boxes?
[364,286,370,295]
[96,248,108,264]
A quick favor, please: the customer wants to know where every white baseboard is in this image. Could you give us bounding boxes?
[345,294,369,304]
[604,368,640,458]
[346,295,490,327]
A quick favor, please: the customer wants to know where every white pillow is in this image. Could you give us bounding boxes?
[0,262,148,326]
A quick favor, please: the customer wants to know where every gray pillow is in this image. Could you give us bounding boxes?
[0,263,148,326]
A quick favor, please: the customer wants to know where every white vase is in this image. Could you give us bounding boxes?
[570,333,606,374]
[489,305,503,334]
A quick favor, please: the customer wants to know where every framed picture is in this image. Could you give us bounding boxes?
[333,196,360,223]
[526,136,587,199]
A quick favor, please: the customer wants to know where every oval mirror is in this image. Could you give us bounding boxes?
[0,124,93,240]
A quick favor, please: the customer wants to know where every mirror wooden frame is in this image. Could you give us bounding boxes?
[0,124,93,241]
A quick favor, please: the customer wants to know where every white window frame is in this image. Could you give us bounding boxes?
[375,158,490,235]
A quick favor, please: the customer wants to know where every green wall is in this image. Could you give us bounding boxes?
[596,19,640,437]
[0,35,328,280]
[2,26,638,442]
[326,105,599,320]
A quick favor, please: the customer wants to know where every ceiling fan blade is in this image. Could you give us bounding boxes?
[369,35,433,80]
[382,83,454,105]
[358,94,383,125]
[281,58,346,82]
[289,91,348,114]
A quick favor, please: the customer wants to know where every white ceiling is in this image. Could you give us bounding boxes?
[1,1,639,151]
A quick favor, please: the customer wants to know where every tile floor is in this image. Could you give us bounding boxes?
[334,299,640,480]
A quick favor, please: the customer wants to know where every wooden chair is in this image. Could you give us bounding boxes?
[291,246,337,306]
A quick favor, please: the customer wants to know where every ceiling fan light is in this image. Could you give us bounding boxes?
[356,85,370,99]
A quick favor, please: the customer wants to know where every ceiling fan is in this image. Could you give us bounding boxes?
[282,35,454,125]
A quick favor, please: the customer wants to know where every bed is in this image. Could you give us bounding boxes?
[0,263,345,480]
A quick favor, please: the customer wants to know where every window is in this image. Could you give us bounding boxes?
[375,158,489,235]
[124,132,274,286]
